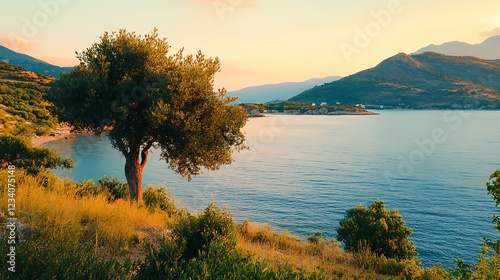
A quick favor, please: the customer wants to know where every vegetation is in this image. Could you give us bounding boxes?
[240,101,371,115]
[0,61,57,136]
[0,134,73,174]
[487,170,500,231]
[0,170,169,279]
[447,169,500,279]
[3,168,500,278]
[47,29,247,202]
[0,171,350,279]
[336,200,417,261]
[0,62,73,177]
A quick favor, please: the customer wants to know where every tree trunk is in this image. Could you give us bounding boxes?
[124,145,149,203]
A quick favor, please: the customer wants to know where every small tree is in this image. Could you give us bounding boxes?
[48,29,247,202]
[0,135,73,174]
[336,200,417,260]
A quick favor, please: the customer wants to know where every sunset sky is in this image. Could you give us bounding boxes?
[1,0,499,90]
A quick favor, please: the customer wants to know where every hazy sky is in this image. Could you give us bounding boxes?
[1,0,499,90]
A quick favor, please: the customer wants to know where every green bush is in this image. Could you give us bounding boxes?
[97,176,129,201]
[143,185,176,216]
[172,203,236,259]
[306,231,323,245]
[336,200,417,261]
[137,203,327,279]
[76,176,129,202]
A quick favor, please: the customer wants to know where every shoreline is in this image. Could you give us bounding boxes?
[262,110,379,116]
[32,127,71,147]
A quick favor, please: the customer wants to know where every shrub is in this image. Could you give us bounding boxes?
[306,231,323,245]
[172,202,236,259]
[97,176,129,201]
[143,185,176,216]
[138,203,328,280]
[420,265,450,280]
[76,176,129,202]
[336,200,417,261]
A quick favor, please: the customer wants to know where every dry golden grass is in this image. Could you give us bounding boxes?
[236,219,379,279]
[1,170,173,261]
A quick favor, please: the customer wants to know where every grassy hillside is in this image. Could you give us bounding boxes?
[0,62,57,136]
[290,52,500,109]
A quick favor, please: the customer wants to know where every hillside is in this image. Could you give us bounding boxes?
[413,36,500,60]
[0,61,57,135]
[228,76,341,103]
[0,45,74,78]
[289,52,500,109]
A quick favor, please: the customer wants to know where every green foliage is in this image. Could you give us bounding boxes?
[143,185,176,216]
[306,230,323,245]
[447,171,500,279]
[449,243,500,279]
[96,176,129,201]
[138,237,326,280]
[138,203,236,278]
[336,200,417,261]
[172,203,236,260]
[76,175,130,202]
[487,170,500,231]
[240,101,365,115]
[0,62,57,135]
[138,203,327,279]
[47,29,247,202]
[419,265,450,280]
[0,134,73,174]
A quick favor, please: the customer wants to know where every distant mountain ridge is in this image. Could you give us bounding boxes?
[228,76,341,103]
[0,45,74,78]
[290,52,500,109]
[413,36,500,60]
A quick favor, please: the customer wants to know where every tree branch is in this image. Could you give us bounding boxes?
[140,142,153,169]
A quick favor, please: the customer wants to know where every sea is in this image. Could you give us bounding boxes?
[45,110,500,267]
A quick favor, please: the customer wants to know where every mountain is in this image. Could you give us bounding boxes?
[228,76,341,103]
[413,36,500,60]
[0,45,74,78]
[289,52,500,109]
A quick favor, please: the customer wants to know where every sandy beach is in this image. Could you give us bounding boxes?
[32,127,71,147]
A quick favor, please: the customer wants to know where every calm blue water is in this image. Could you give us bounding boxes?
[46,111,500,267]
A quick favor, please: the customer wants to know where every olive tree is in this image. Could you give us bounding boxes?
[336,200,417,260]
[48,29,247,202]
